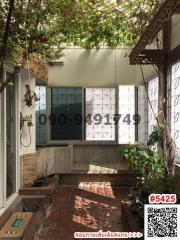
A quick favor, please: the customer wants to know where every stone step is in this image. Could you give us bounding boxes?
[59,171,137,187]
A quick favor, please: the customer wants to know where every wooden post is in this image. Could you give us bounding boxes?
[158,20,171,124]
[159,20,176,192]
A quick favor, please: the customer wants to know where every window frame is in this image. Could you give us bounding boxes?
[0,65,20,213]
[35,84,48,146]
[84,86,118,143]
[47,86,119,145]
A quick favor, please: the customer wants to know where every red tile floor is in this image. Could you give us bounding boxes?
[34,183,128,240]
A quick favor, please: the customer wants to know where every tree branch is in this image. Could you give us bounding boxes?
[0,0,15,87]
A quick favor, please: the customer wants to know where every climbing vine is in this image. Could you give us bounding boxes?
[0,0,160,61]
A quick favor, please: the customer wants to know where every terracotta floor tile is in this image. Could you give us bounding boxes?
[34,184,128,240]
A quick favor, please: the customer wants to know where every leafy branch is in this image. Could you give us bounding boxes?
[0,0,160,61]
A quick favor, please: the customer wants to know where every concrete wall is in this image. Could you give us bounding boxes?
[45,47,156,175]
[36,146,72,177]
[36,145,128,176]
[19,69,36,156]
[48,47,155,87]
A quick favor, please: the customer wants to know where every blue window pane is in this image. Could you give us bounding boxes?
[51,88,82,140]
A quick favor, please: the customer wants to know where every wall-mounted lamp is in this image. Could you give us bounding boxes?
[24,84,39,107]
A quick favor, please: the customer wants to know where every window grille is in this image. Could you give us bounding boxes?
[147,77,159,137]
[85,88,116,141]
[171,62,180,163]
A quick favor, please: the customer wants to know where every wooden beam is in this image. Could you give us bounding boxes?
[129,0,179,65]
[175,3,180,13]
[130,49,164,65]
[158,21,171,123]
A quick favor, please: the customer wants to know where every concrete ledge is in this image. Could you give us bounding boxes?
[59,172,137,187]
[23,197,51,240]
[19,176,58,196]
[0,177,58,239]
[0,195,50,240]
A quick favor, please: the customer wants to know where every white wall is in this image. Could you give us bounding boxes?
[48,47,155,86]
[19,69,36,156]
[171,14,180,51]
[36,145,128,175]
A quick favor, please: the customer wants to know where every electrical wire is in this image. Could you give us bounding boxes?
[139,64,159,124]
[20,125,32,148]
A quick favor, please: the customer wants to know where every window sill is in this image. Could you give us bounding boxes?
[36,143,131,149]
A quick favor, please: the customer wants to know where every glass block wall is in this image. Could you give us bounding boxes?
[171,62,180,163]
[148,77,159,137]
[85,88,116,141]
[118,86,135,144]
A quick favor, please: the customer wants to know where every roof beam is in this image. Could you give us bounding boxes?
[175,3,180,13]
[129,0,179,65]
[132,49,165,65]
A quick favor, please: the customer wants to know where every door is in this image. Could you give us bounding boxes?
[5,71,16,199]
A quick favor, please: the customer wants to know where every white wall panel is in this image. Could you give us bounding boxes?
[118,86,135,144]
[48,48,155,87]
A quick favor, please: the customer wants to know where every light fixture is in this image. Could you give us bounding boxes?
[24,84,39,107]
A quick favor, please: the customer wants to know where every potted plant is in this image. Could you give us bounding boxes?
[123,125,167,222]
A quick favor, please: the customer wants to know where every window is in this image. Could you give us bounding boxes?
[35,86,47,145]
[85,88,116,141]
[147,77,159,136]
[48,86,136,143]
[171,62,180,163]
[51,87,82,141]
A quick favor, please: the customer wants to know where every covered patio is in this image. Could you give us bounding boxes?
[0,0,180,239]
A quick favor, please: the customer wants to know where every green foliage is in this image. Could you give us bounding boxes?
[147,124,165,147]
[123,141,165,192]
[0,0,160,61]
[123,124,167,218]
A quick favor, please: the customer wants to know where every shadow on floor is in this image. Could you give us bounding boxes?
[34,184,128,240]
